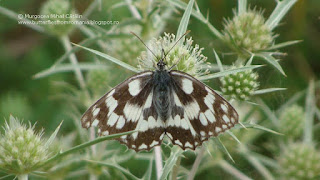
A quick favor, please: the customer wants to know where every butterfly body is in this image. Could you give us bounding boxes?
[82,59,239,151]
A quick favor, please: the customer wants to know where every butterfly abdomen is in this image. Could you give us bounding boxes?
[153,70,173,121]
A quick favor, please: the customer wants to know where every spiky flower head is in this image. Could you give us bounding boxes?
[279,104,305,139]
[0,116,51,175]
[40,0,75,36]
[220,65,259,100]
[138,33,209,77]
[278,143,320,179]
[223,10,273,56]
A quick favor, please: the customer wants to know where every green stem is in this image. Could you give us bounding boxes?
[17,174,28,180]
[304,80,315,144]
[36,131,135,169]
[187,146,205,180]
[170,156,181,180]
[219,160,252,180]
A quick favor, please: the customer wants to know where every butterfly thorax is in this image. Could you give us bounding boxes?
[152,70,173,121]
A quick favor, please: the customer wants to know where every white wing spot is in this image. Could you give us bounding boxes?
[85,121,90,128]
[144,91,153,108]
[175,139,183,146]
[215,127,222,133]
[148,116,156,129]
[221,104,228,113]
[222,115,230,123]
[92,119,99,127]
[173,92,182,106]
[102,131,109,136]
[222,124,228,129]
[107,89,115,97]
[180,118,189,130]
[231,117,235,123]
[92,108,100,117]
[208,131,213,135]
[185,101,200,119]
[200,131,206,136]
[116,116,125,129]
[139,120,149,132]
[132,144,136,148]
[124,103,142,122]
[185,142,193,148]
[199,113,208,126]
[128,79,141,96]
[121,135,127,139]
[107,113,119,126]
[150,140,158,147]
[167,132,173,140]
[182,78,193,94]
[160,132,165,140]
[204,90,215,111]
[138,143,148,150]
[195,142,199,146]
[167,116,175,127]
[132,132,138,140]
[204,110,216,123]
[106,96,118,117]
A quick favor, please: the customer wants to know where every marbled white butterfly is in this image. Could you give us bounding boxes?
[81,32,239,151]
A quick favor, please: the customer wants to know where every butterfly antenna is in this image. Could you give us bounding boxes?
[164,30,191,58]
[168,30,191,70]
[130,32,158,61]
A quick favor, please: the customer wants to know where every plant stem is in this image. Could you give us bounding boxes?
[60,36,87,90]
[154,146,163,180]
[187,146,205,180]
[37,131,135,169]
[17,174,28,180]
[171,156,181,180]
[125,0,142,20]
[304,80,315,144]
[219,160,252,180]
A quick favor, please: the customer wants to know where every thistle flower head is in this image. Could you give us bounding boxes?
[138,33,209,77]
[220,65,259,100]
[223,10,273,55]
[278,143,320,179]
[40,0,75,36]
[279,104,305,139]
[0,116,51,175]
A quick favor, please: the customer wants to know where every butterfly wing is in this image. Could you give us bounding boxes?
[165,70,239,150]
[81,71,165,151]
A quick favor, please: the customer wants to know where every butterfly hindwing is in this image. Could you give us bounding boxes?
[165,70,239,150]
[81,71,165,151]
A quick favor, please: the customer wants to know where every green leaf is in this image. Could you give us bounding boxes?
[238,0,247,14]
[198,65,262,81]
[160,146,184,180]
[213,50,224,72]
[227,131,241,145]
[256,52,286,76]
[143,158,154,180]
[33,63,109,79]
[85,160,141,180]
[168,0,223,40]
[265,0,298,30]
[44,121,63,149]
[256,98,279,127]
[176,0,194,44]
[253,88,287,95]
[266,40,302,51]
[72,43,139,73]
[213,138,234,163]
[236,122,282,135]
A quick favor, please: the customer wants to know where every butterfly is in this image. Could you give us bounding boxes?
[81,32,239,151]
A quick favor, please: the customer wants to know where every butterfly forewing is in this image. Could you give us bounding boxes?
[81,71,165,151]
[165,70,239,150]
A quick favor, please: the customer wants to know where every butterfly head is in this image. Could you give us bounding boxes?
[157,59,167,71]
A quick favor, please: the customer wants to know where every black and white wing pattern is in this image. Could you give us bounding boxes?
[165,70,239,150]
[81,71,165,151]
